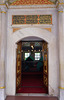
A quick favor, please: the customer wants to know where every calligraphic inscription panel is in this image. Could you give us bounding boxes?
[12,15,52,24]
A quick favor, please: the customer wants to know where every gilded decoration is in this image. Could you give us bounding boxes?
[59,87,64,89]
[13,28,21,32]
[44,75,48,86]
[10,0,54,5]
[44,28,51,32]
[12,15,52,24]
[13,28,51,33]
[0,87,5,89]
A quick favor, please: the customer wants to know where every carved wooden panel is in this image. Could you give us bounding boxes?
[43,42,48,90]
[44,54,48,74]
[43,75,48,87]
[16,42,22,92]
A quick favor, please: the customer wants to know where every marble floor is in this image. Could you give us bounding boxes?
[6,96,58,100]
[16,93,49,96]
[16,93,48,96]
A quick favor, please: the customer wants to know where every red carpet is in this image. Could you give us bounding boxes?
[17,73,48,93]
[17,87,47,93]
[22,72,43,75]
[21,74,43,86]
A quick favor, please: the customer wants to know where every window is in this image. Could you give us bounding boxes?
[35,53,40,60]
[25,53,30,60]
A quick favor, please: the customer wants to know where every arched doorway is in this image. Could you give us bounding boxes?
[6,27,59,96]
[16,36,48,94]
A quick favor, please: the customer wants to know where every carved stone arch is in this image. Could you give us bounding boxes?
[6,27,59,96]
[12,27,54,44]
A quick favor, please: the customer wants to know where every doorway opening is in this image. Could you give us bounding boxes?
[16,37,48,94]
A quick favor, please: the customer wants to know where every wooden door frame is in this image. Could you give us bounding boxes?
[16,41,49,94]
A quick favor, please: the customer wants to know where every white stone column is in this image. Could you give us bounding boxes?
[0,6,7,100]
[58,5,64,100]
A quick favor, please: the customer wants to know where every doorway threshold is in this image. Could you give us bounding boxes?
[16,93,49,96]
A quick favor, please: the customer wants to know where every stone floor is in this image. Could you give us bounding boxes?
[16,93,48,96]
[6,96,58,100]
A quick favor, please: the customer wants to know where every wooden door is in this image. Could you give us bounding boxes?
[16,42,22,92]
[43,42,48,92]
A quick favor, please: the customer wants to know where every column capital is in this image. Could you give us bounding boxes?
[0,6,7,14]
[58,4,64,13]
[56,0,64,13]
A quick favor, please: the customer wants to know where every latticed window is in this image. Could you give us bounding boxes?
[22,42,30,46]
[25,53,30,60]
[35,53,40,60]
[35,42,41,46]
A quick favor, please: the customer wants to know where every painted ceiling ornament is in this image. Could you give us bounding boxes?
[49,0,57,4]
[10,0,56,5]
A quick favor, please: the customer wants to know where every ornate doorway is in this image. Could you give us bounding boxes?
[6,27,59,96]
[16,39,48,94]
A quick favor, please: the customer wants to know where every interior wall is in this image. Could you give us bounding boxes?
[6,8,59,96]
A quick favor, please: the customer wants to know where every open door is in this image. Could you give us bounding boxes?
[16,42,22,93]
[43,42,48,93]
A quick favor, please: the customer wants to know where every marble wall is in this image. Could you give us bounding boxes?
[0,6,7,100]
[59,10,64,100]
[1,2,64,100]
[6,7,59,97]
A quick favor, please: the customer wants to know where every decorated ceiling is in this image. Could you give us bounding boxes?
[0,0,58,5]
[10,0,57,5]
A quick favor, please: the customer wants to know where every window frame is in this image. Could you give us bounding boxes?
[35,52,41,60]
[24,52,30,60]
